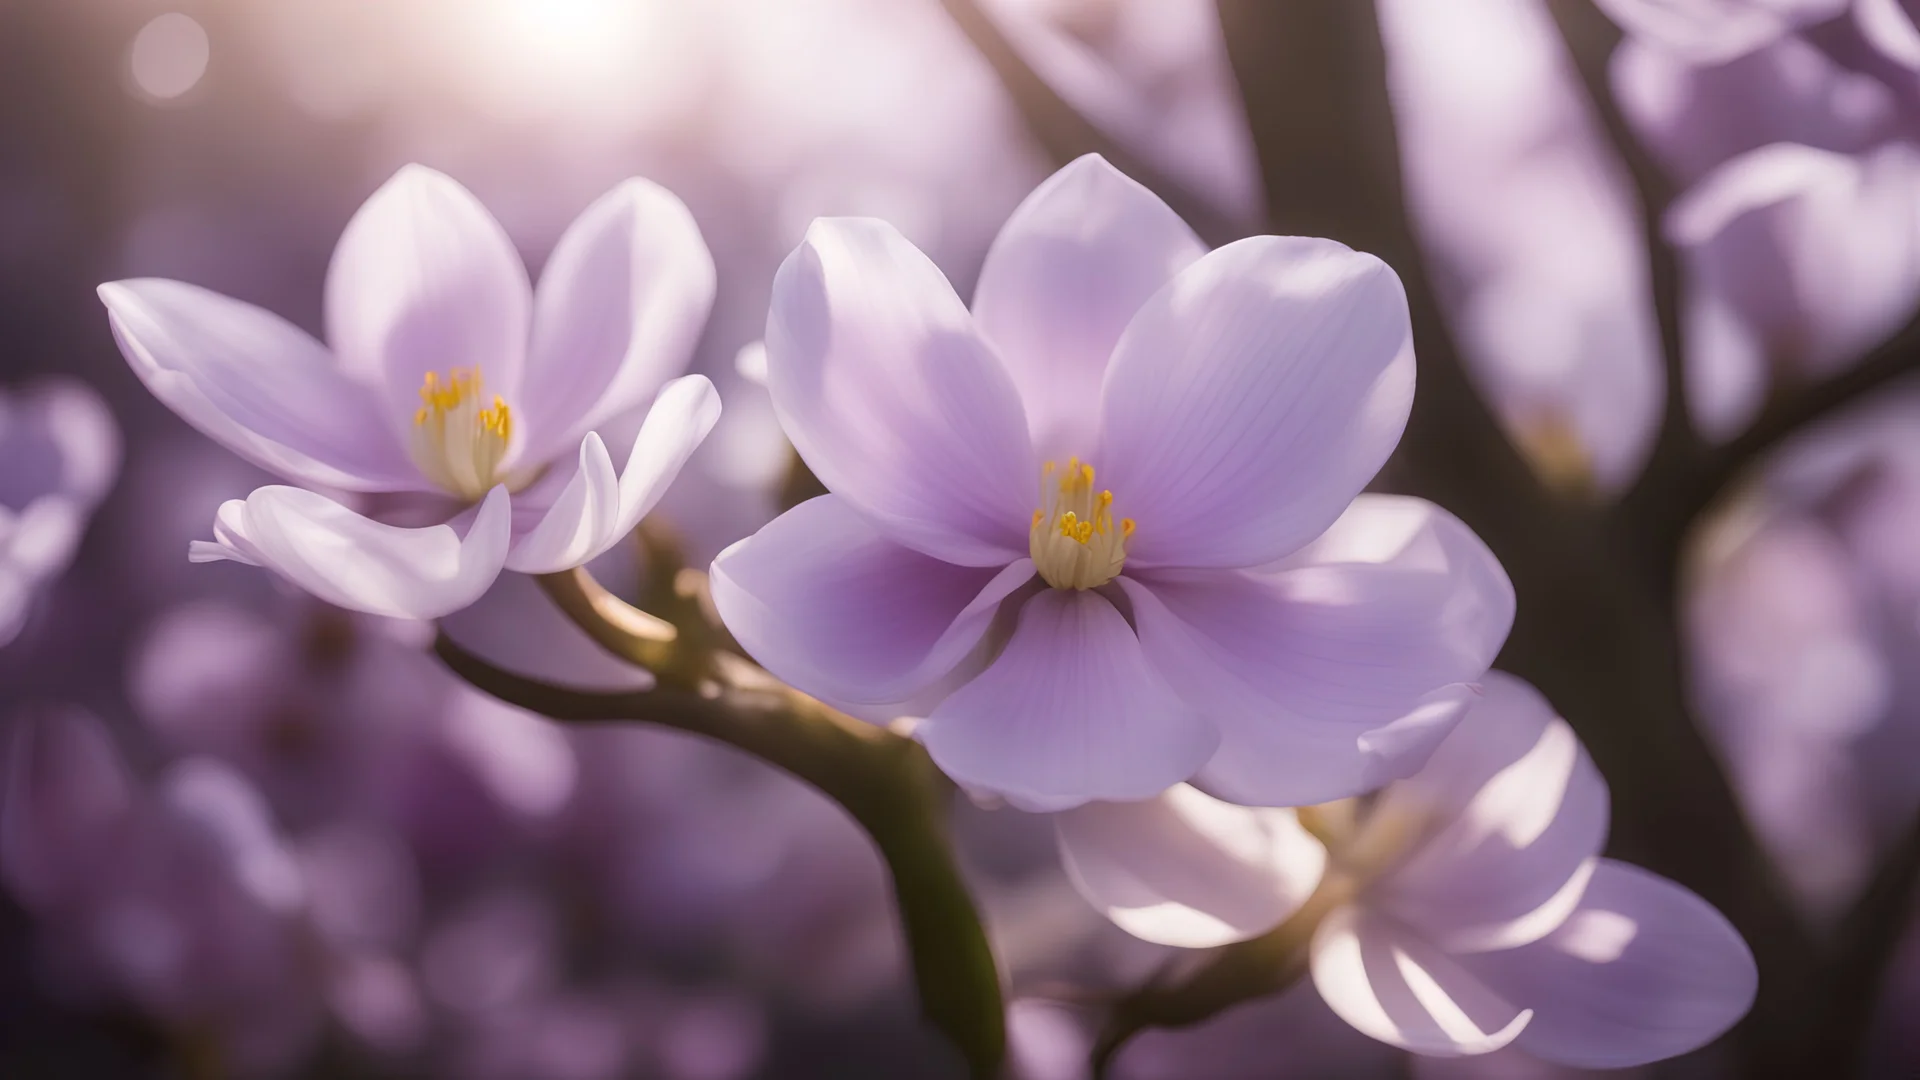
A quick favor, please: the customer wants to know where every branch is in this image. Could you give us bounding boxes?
[536,567,678,672]
[434,632,1007,1078]
[935,0,1244,247]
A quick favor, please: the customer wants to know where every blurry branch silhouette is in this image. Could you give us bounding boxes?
[438,560,1006,1080]
[934,0,1245,247]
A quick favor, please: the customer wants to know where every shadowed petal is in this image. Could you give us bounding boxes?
[1465,859,1757,1068]
[518,179,715,466]
[972,154,1205,459]
[766,217,1035,566]
[325,166,531,437]
[100,280,416,491]
[190,485,511,620]
[1121,496,1512,806]
[1312,906,1533,1058]
[1055,784,1325,948]
[1372,674,1610,954]
[917,589,1216,809]
[506,375,719,573]
[709,495,1035,707]
[1098,236,1414,569]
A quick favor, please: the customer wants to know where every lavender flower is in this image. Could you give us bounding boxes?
[1056,674,1757,1066]
[100,166,721,619]
[0,379,120,647]
[712,154,1514,809]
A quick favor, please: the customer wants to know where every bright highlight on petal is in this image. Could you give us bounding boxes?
[1029,457,1133,590]
[409,368,514,499]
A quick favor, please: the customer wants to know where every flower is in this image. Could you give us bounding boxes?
[0,379,120,647]
[1054,673,1758,1067]
[100,166,721,620]
[711,154,1514,809]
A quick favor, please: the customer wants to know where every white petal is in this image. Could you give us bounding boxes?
[1121,496,1513,807]
[709,495,1035,707]
[194,485,511,620]
[765,217,1036,566]
[972,154,1205,459]
[1857,0,1920,69]
[325,166,532,435]
[1055,785,1325,948]
[505,375,719,574]
[1311,906,1533,1058]
[917,589,1217,808]
[1467,860,1757,1069]
[1370,674,1610,954]
[100,279,415,490]
[519,179,714,466]
[1097,236,1414,569]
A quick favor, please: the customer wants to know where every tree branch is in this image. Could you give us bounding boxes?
[434,630,1007,1078]
[935,0,1244,247]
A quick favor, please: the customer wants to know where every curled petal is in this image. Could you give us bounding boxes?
[190,485,511,620]
[1465,860,1757,1068]
[1311,905,1533,1058]
[325,165,532,437]
[1098,236,1414,569]
[917,589,1217,809]
[519,179,715,466]
[710,495,1036,707]
[972,154,1205,459]
[100,280,415,491]
[506,375,720,574]
[1055,785,1325,948]
[766,217,1035,566]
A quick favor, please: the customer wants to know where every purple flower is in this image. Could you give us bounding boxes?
[0,379,120,646]
[711,154,1513,809]
[1055,673,1758,1066]
[100,166,721,619]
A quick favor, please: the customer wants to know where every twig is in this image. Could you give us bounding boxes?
[434,622,1007,1077]
[935,0,1245,247]
[536,567,678,673]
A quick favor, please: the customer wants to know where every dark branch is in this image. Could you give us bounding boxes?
[935,0,1245,247]
[1794,810,1920,1074]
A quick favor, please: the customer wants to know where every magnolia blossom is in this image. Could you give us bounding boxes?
[711,154,1514,809]
[0,379,120,646]
[1055,673,1757,1066]
[100,166,721,620]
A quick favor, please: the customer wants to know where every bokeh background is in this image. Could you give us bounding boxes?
[6,1,1920,1077]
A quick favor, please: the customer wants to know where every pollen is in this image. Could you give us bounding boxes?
[408,367,513,500]
[1029,457,1133,590]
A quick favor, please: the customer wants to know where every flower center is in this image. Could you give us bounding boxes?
[1029,457,1133,590]
[409,367,512,500]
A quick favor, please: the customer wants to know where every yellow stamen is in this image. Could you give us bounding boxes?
[408,367,514,500]
[1029,457,1132,590]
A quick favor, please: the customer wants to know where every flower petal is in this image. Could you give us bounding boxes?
[191,485,511,620]
[99,279,415,491]
[972,154,1205,459]
[1311,906,1533,1058]
[709,495,1034,707]
[1054,784,1325,948]
[1465,859,1757,1069]
[917,589,1217,809]
[765,217,1035,566]
[1120,496,1513,806]
[1371,674,1610,955]
[518,179,715,466]
[1097,236,1414,569]
[506,375,720,573]
[325,166,532,436]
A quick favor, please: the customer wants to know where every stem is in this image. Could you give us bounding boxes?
[440,608,1006,1077]
[536,567,678,672]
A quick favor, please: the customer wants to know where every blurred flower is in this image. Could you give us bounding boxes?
[0,379,119,647]
[712,154,1512,809]
[101,165,720,618]
[1056,674,1757,1067]
[1380,0,1664,492]
[1595,0,1847,64]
